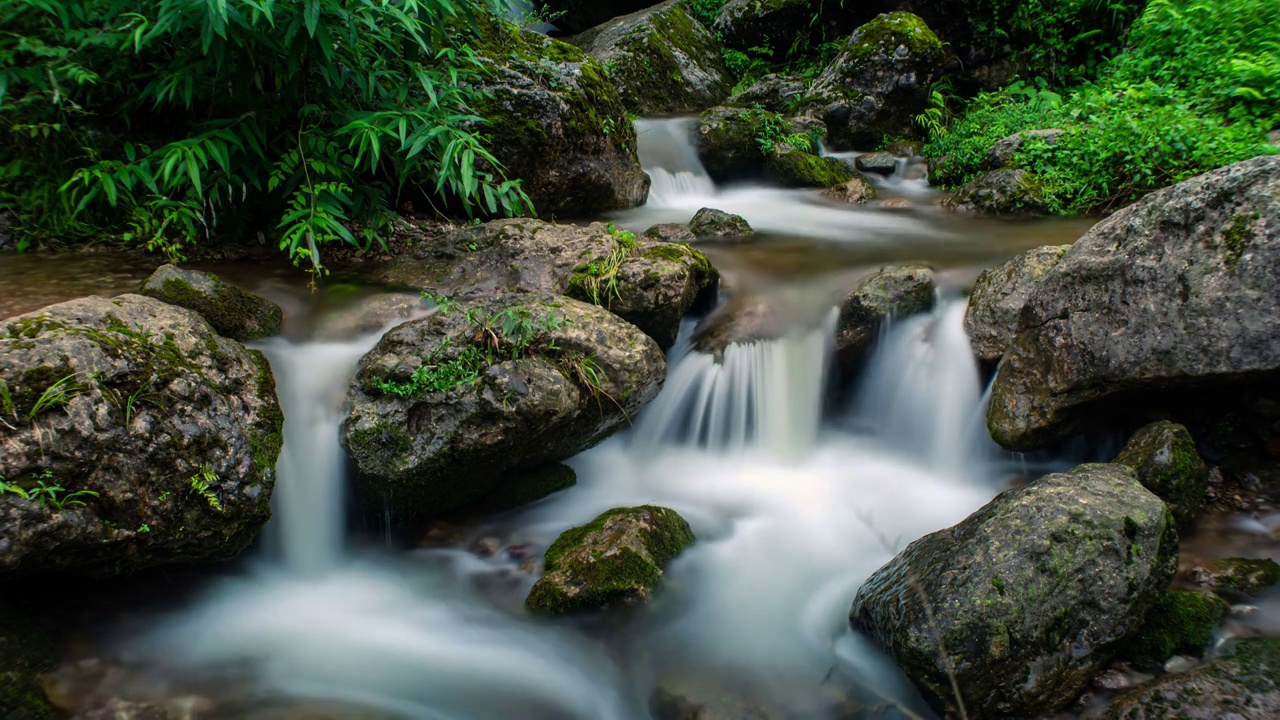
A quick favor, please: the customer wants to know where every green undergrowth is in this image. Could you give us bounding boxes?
[924,0,1280,214]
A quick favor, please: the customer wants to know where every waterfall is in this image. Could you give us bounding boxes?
[635,117,715,208]
[631,311,835,459]
[851,300,986,472]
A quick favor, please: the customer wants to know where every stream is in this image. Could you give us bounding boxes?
[6,119,1273,719]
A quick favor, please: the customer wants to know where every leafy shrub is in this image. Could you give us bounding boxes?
[0,0,531,269]
[686,0,727,28]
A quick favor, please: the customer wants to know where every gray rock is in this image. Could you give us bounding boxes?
[341,295,665,519]
[467,18,649,217]
[0,295,282,576]
[725,73,807,113]
[695,106,768,182]
[572,1,732,114]
[1100,639,1280,719]
[836,266,935,366]
[821,176,878,204]
[377,219,717,349]
[692,299,783,358]
[140,264,282,342]
[800,13,944,149]
[689,208,753,238]
[987,156,1280,449]
[712,0,812,52]
[1114,421,1209,530]
[985,128,1063,169]
[526,505,694,613]
[851,463,1178,719]
[855,151,897,175]
[643,223,697,244]
[942,169,1046,215]
[539,0,663,34]
[963,244,1071,364]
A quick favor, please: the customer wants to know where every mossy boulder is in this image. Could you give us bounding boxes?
[1117,591,1228,668]
[1205,557,1280,598]
[571,1,732,114]
[0,295,282,577]
[464,17,649,217]
[987,157,1280,450]
[801,13,945,149]
[341,295,666,520]
[1114,421,1210,530]
[1101,639,1280,719]
[526,505,694,613]
[712,0,812,52]
[854,151,897,175]
[985,128,1063,169]
[643,223,697,244]
[689,208,753,238]
[821,175,877,204]
[851,463,1179,719]
[538,0,663,34]
[762,150,855,188]
[963,244,1072,364]
[835,265,935,370]
[0,606,56,720]
[725,73,807,113]
[377,219,717,349]
[942,169,1046,215]
[695,106,770,182]
[140,264,282,342]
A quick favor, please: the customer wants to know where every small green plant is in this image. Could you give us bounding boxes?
[138,523,151,533]
[422,291,458,315]
[0,470,99,510]
[377,340,487,396]
[0,379,15,430]
[28,371,89,420]
[187,464,223,512]
[754,110,814,156]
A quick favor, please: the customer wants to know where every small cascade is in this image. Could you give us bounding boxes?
[635,118,715,207]
[257,328,399,574]
[851,300,985,471]
[632,311,835,459]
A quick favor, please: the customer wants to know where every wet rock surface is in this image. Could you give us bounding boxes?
[854,152,897,175]
[942,168,1046,215]
[140,264,282,342]
[835,266,936,368]
[763,150,855,188]
[1116,590,1227,667]
[526,505,694,613]
[963,244,1071,364]
[851,463,1178,719]
[1114,421,1210,530]
[689,208,753,239]
[1101,639,1280,719]
[821,176,878,204]
[987,156,1280,449]
[0,295,282,577]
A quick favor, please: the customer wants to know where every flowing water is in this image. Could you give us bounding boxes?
[2,119,1130,718]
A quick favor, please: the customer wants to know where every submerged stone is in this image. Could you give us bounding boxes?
[689,208,753,239]
[851,463,1178,719]
[821,175,877,204]
[1114,421,1210,530]
[526,505,694,613]
[1207,557,1280,597]
[140,264,282,342]
[1101,638,1280,719]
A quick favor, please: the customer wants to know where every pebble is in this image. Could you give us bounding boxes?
[1094,669,1130,691]
[1164,655,1197,673]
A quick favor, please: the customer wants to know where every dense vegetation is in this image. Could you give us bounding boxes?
[923,0,1279,213]
[0,0,531,268]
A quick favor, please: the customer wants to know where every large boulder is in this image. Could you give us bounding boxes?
[140,264,283,342]
[341,295,666,518]
[538,0,663,34]
[0,295,282,576]
[571,2,732,114]
[712,0,813,52]
[1114,421,1209,530]
[377,219,717,349]
[963,244,1071,364]
[835,266,935,367]
[851,464,1178,719]
[467,18,649,217]
[942,169,1046,215]
[762,150,855,188]
[526,505,694,613]
[1101,639,1280,719]
[800,13,944,149]
[987,156,1280,449]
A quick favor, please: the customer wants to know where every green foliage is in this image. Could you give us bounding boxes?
[187,464,223,512]
[0,470,99,510]
[754,110,817,155]
[376,338,487,396]
[0,0,533,269]
[686,0,726,28]
[925,0,1279,214]
[27,371,88,420]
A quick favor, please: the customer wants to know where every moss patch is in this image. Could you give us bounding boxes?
[1118,590,1228,667]
[845,12,944,65]
[1217,557,1280,597]
[763,150,855,188]
[1222,211,1261,270]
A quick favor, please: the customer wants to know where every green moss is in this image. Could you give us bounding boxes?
[845,12,943,65]
[641,243,713,275]
[142,272,282,342]
[346,422,413,473]
[1222,211,1261,270]
[1217,558,1280,597]
[763,150,855,188]
[1114,421,1208,529]
[1119,590,1228,667]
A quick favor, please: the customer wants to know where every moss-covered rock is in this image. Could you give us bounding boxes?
[140,264,282,342]
[712,0,812,53]
[1118,591,1229,667]
[571,1,732,114]
[851,463,1179,719]
[836,266,935,370]
[821,175,877,204]
[463,16,648,217]
[1114,421,1210,530]
[1101,638,1280,719]
[1208,557,1280,597]
[0,295,282,577]
[526,505,694,613]
[0,606,56,720]
[689,208,753,238]
[341,295,666,520]
[724,73,807,113]
[963,244,1071,364]
[695,106,770,182]
[801,13,945,149]
[762,150,855,188]
[942,169,1046,215]
[538,0,662,34]
[643,223,697,244]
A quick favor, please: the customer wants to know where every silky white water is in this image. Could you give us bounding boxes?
[130,118,1015,719]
